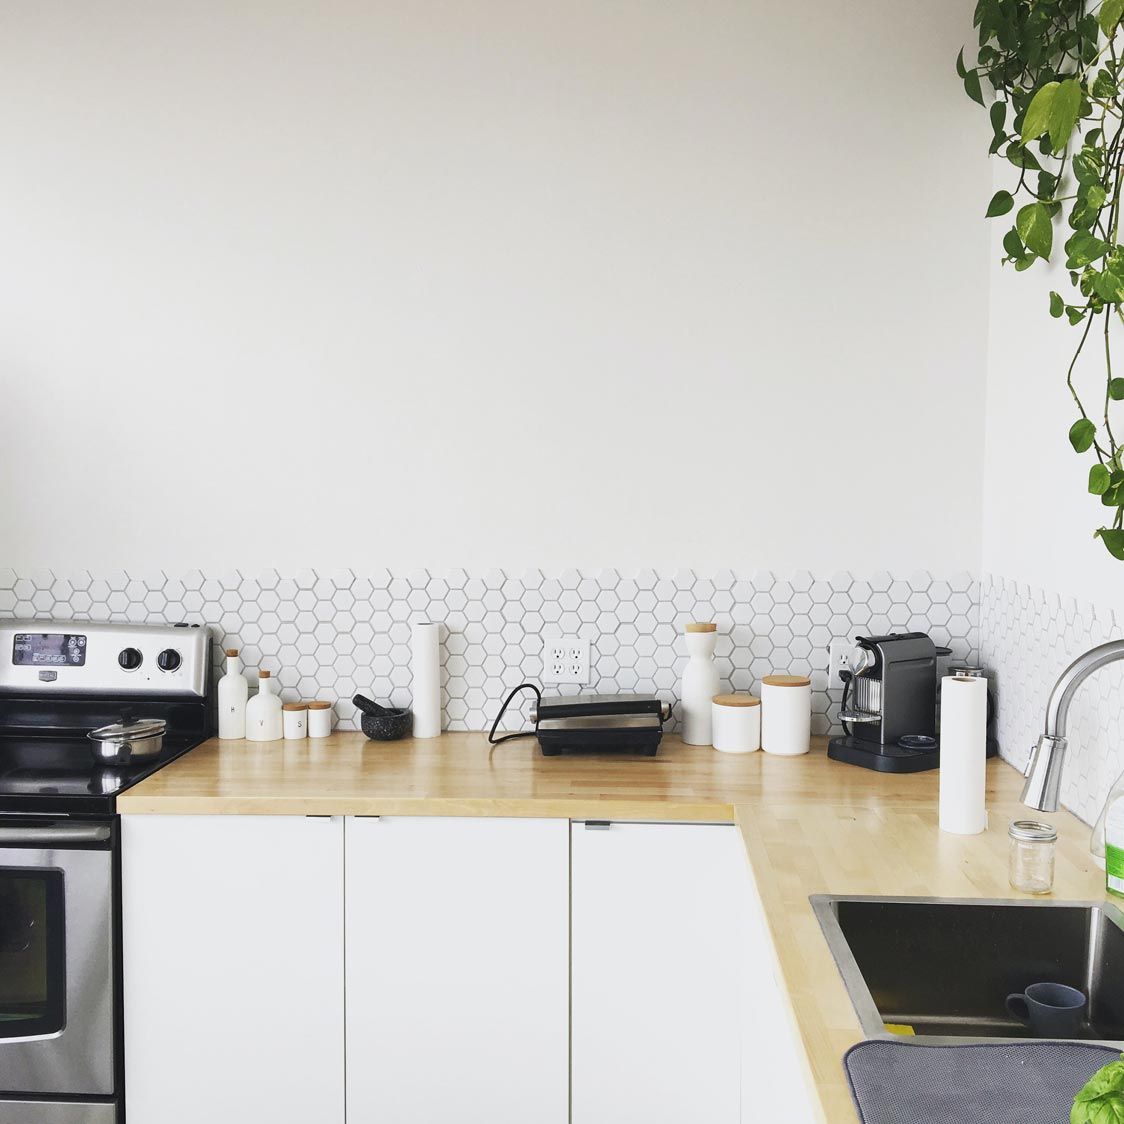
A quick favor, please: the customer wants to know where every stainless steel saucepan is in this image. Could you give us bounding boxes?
[87,718,166,765]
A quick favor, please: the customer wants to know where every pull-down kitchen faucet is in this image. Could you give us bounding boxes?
[1022,640,1124,812]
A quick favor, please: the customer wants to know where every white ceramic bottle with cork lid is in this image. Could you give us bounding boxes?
[245,669,283,742]
[217,647,249,740]
[760,673,811,756]
[681,622,720,746]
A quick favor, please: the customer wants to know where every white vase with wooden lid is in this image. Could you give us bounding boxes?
[760,673,811,756]
[681,622,720,746]
[711,693,760,753]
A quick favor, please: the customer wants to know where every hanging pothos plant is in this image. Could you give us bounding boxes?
[962,0,1124,558]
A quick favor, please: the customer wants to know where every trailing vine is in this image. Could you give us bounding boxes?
[962,0,1124,557]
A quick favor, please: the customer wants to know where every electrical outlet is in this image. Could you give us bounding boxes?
[541,636,591,685]
[828,638,853,685]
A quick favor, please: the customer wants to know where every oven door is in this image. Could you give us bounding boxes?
[0,819,115,1097]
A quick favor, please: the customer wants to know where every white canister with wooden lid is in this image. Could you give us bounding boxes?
[307,700,334,738]
[282,702,308,740]
[711,694,760,754]
[760,674,811,756]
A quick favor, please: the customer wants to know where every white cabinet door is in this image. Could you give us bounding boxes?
[345,815,569,1124]
[572,821,742,1124]
[122,814,344,1124]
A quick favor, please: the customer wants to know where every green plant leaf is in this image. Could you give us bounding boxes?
[1048,78,1083,152]
[1017,202,1053,258]
[1110,378,1124,400]
[1096,529,1124,562]
[1068,305,1088,325]
[1003,228,1024,258]
[990,100,1006,135]
[1093,68,1119,99]
[1091,464,1112,494]
[1070,417,1097,452]
[1095,268,1124,302]
[964,69,984,105]
[956,46,968,78]
[1073,1057,1124,1123]
[1050,291,1065,316]
[1022,81,1059,143]
[987,190,1015,216]
[1074,147,1104,184]
[1007,142,1042,170]
[1100,0,1124,37]
[1066,230,1111,268]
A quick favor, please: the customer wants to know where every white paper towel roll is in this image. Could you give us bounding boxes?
[411,621,442,739]
[939,674,988,835]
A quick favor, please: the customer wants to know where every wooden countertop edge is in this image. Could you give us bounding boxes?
[116,794,737,820]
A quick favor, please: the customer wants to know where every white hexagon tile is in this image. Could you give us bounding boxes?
[980,574,1124,825]
[0,568,979,738]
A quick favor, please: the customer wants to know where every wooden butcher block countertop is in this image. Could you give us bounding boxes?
[119,732,1106,1123]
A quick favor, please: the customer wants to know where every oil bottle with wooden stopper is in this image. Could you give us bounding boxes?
[245,669,283,742]
[681,622,719,745]
[217,647,248,739]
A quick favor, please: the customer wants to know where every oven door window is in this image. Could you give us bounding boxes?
[0,869,65,1037]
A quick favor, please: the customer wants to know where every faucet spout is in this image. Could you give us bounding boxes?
[1021,639,1124,812]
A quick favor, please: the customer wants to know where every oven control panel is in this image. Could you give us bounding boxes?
[0,620,210,697]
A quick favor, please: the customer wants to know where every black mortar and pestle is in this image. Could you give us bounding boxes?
[353,694,413,741]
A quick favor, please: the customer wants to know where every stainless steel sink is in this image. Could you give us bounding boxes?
[812,895,1124,1044]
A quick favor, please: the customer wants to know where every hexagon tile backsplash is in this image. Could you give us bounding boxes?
[980,574,1124,826]
[0,567,979,736]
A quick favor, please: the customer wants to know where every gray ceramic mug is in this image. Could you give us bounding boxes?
[1006,982,1087,1037]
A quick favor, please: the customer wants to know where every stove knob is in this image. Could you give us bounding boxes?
[157,648,182,673]
[118,647,143,671]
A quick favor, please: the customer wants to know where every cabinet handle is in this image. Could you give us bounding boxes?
[584,820,611,830]
[354,815,381,820]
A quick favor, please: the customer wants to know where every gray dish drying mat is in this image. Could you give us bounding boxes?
[844,1039,1121,1124]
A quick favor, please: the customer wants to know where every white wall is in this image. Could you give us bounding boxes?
[981,189,1124,613]
[0,0,989,574]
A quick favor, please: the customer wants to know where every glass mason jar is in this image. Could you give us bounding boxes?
[1008,820,1058,895]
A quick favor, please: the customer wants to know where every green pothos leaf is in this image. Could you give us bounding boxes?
[1022,81,1058,143]
[1050,291,1065,317]
[1100,0,1124,38]
[956,46,968,78]
[1091,464,1112,495]
[987,190,1014,217]
[1070,417,1097,452]
[1110,378,1124,400]
[964,69,984,105]
[1017,202,1053,258]
[1048,79,1083,152]
[1096,530,1124,561]
[1066,230,1111,269]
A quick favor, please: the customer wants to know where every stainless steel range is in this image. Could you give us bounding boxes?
[0,619,213,1123]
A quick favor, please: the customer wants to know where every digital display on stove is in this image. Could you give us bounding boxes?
[12,633,87,668]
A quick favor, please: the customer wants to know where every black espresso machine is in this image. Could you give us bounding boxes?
[827,632,996,773]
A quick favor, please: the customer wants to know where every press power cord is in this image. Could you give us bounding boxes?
[488,682,542,747]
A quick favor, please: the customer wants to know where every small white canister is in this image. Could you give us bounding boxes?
[282,702,308,740]
[307,700,334,738]
[760,674,811,756]
[711,694,760,754]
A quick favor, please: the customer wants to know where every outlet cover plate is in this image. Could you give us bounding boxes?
[541,636,591,685]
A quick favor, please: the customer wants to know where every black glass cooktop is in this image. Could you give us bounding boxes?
[0,735,200,814]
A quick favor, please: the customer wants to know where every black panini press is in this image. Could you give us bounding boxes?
[530,693,671,756]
